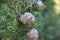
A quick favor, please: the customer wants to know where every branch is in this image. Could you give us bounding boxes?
[23,0,27,7]
[18,0,34,12]
[21,0,27,12]
[9,0,20,16]
[19,1,26,8]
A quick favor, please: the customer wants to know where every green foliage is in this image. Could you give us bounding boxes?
[0,0,60,40]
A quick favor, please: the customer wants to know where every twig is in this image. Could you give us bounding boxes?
[19,1,26,9]
[22,0,27,12]
[9,0,20,16]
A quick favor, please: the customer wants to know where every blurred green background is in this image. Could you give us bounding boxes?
[0,0,60,40]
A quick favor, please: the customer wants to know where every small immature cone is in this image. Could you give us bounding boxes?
[19,12,35,25]
[27,28,38,40]
[35,1,44,10]
[36,1,44,7]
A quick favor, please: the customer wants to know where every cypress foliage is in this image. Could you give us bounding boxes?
[0,0,60,40]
